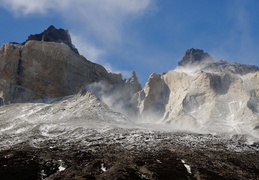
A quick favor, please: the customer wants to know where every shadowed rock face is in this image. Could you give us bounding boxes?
[25,25,79,54]
[178,48,214,67]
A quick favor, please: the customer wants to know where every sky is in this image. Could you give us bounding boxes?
[0,0,259,85]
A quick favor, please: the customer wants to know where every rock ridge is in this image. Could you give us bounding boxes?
[178,48,259,75]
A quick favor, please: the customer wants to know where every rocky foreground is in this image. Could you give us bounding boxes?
[0,128,258,180]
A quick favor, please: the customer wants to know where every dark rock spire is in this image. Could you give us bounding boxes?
[25,25,79,54]
[178,48,214,67]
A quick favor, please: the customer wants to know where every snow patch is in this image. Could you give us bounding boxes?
[58,165,66,171]
[101,163,107,172]
[58,160,66,171]
[181,160,192,174]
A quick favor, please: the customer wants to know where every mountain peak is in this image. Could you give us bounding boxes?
[177,48,259,75]
[25,25,79,54]
[178,48,214,67]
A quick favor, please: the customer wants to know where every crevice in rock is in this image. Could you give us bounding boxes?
[16,49,23,86]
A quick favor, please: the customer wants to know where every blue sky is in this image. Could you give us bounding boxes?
[0,0,259,85]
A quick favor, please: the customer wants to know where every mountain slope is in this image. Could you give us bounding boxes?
[0,90,128,149]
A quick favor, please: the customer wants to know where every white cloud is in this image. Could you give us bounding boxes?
[0,0,152,43]
[103,62,132,79]
[71,34,105,63]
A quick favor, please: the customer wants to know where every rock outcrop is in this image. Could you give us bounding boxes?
[25,25,79,54]
[0,31,123,104]
[178,48,214,67]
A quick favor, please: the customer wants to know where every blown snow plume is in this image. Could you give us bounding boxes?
[86,71,142,120]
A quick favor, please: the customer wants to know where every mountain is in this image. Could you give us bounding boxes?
[177,48,259,75]
[0,27,259,180]
[1,26,259,137]
[135,48,259,136]
[0,26,131,105]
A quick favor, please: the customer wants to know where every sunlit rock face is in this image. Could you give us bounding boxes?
[136,49,259,136]
[0,36,122,104]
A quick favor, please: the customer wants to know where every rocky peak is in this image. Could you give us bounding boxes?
[178,48,214,67]
[177,48,259,75]
[25,25,79,54]
[0,38,122,104]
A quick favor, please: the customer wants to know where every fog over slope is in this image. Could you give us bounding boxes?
[0,26,259,149]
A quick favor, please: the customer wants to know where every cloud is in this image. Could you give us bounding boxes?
[71,34,132,79]
[103,63,132,79]
[70,34,105,63]
[0,0,152,43]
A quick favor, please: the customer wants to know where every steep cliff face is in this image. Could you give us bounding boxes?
[0,31,122,104]
[136,49,259,136]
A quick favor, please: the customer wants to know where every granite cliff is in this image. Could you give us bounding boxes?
[0,26,128,105]
[136,49,259,137]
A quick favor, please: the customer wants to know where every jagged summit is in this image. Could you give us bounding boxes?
[178,48,259,75]
[178,48,214,67]
[24,25,79,54]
